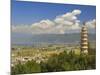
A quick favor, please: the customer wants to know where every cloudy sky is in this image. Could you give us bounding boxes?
[11,0,96,34]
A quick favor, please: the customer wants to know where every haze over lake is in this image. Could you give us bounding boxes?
[12,33,95,46]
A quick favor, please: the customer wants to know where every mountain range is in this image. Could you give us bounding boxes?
[12,33,96,46]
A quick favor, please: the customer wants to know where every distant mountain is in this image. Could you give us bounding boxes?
[12,33,96,46]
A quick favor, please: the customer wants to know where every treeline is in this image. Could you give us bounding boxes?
[11,50,96,75]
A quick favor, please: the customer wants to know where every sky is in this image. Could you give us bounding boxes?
[11,0,96,34]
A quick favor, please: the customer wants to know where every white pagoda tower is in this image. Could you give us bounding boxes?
[81,22,88,54]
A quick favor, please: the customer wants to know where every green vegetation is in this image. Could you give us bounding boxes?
[11,60,41,75]
[11,49,96,75]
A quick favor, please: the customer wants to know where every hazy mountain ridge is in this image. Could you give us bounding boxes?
[12,33,96,46]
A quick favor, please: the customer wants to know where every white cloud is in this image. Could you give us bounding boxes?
[53,9,81,33]
[72,9,81,15]
[85,19,96,28]
[12,9,95,34]
[31,19,55,29]
[12,25,32,33]
[60,9,81,21]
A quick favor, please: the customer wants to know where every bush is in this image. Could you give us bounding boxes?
[11,60,41,75]
[11,50,96,75]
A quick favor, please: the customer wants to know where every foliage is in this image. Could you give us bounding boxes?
[11,50,96,75]
[11,60,41,75]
